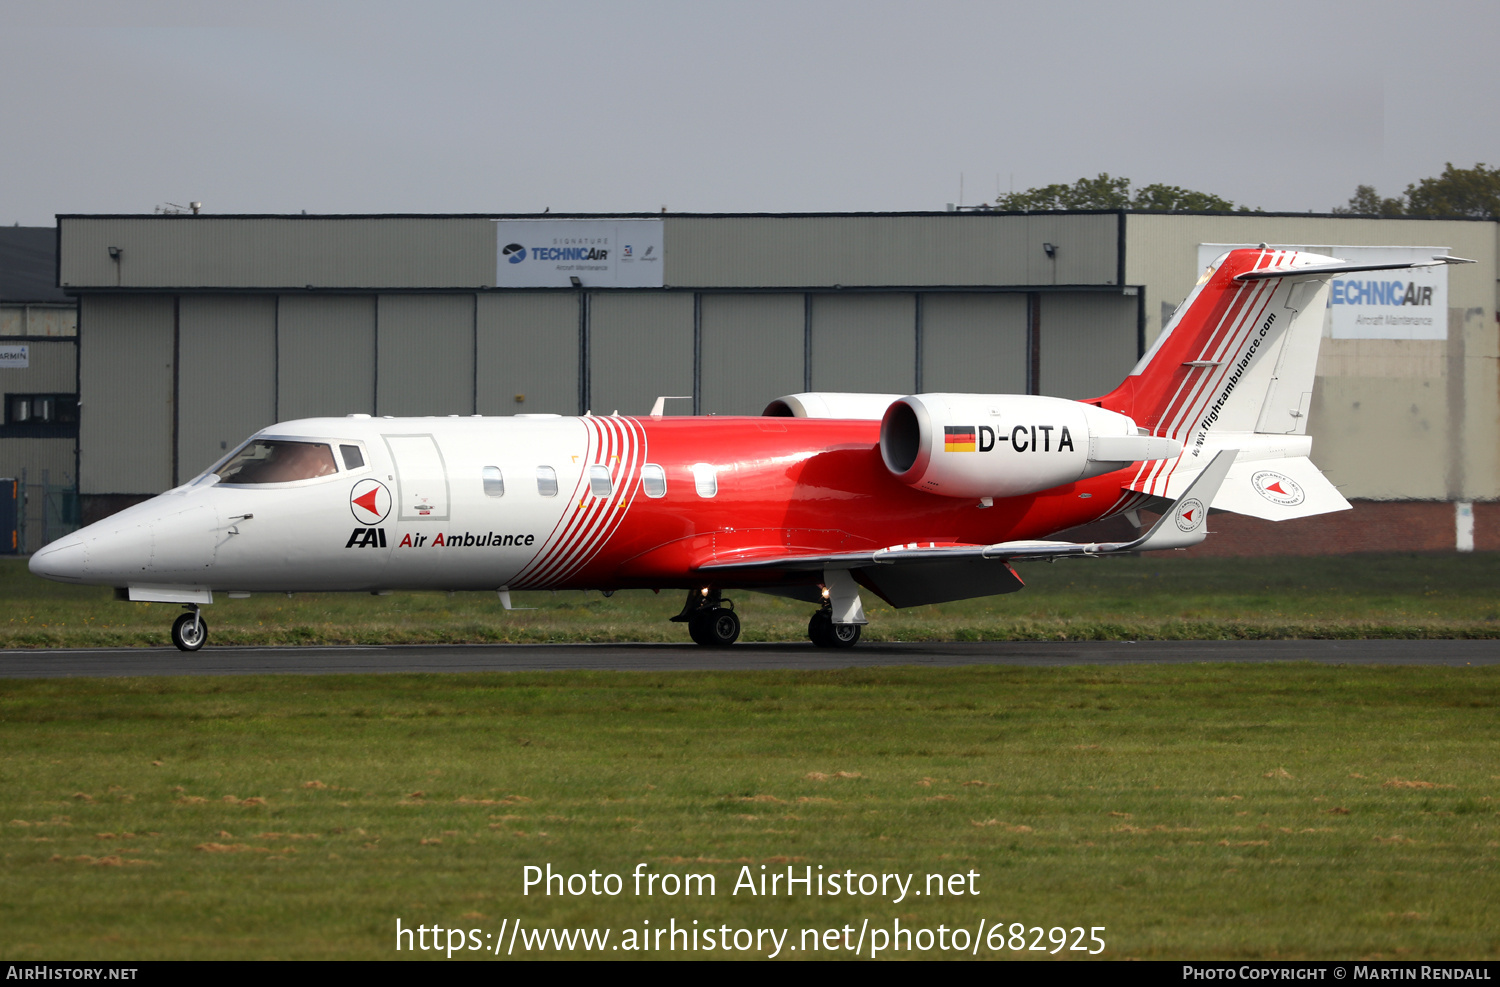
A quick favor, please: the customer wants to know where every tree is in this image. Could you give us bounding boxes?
[1406,162,1500,219]
[994,174,1250,212]
[1333,163,1500,219]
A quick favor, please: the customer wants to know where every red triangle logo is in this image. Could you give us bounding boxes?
[1266,481,1286,494]
[1182,509,1195,522]
[354,489,380,515]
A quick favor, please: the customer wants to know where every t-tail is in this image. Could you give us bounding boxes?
[1094,245,1472,521]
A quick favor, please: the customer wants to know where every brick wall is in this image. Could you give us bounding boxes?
[1119,500,1499,557]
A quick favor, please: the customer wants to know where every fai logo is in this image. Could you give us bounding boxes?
[1252,470,1305,507]
[350,479,391,525]
[1174,497,1205,532]
[502,242,527,264]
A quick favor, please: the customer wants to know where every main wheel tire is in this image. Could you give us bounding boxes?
[688,607,740,647]
[808,611,860,649]
[171,612,208,652]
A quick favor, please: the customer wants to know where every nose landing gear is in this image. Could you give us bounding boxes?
[171,606,208,652]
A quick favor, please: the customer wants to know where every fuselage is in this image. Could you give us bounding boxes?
[30,412,1133,596]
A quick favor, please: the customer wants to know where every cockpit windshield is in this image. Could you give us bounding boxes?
[214,440,339,484]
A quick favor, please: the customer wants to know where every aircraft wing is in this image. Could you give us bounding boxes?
[697,451,1236,607]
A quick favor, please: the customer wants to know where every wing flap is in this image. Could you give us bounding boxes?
[697,451,1237,606]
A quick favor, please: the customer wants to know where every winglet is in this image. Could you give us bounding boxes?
[1130,449,1237,552]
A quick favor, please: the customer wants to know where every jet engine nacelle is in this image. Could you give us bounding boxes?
[880,393,1181,498]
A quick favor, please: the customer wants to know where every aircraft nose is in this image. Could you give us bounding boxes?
[28,533,88,583]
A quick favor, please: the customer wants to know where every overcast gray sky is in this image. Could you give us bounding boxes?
[4,0,1497,224]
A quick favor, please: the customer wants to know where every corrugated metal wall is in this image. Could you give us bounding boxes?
[1037,293,1138,399]
[278,295,376,420]
[0,437,74,486]
[700,294,805,415]
[59,218,497,290]
[810,294,916,393]
[588,293,695,416]
[177,296,276,479]
[0,336,74,392]
[376,294,476,416]
[476,292,578,417]
[78,296,173,494]
[667,214,1120,288]
[921,293,1028,393]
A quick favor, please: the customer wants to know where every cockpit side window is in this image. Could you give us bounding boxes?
[215,440,339,484]
[339,444,365,470]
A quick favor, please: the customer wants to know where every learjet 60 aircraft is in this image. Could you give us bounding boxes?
[30,248,1472,651]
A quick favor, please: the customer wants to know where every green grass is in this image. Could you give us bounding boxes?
[5,553,1500,648]
[1,666,1497,959]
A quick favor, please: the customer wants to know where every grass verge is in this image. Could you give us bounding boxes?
[6,553,1500,648]
[1,665,1496,959]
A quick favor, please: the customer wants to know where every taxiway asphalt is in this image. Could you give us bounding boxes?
[1,638,1497,678]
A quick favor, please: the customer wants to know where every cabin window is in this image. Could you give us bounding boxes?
[588,465,613,497]
[483,466,505,497]
[536,466,558,497]
[339,444,365,470]
[641,463,666,498]
[215,440,339,484]
[692,463,717,498]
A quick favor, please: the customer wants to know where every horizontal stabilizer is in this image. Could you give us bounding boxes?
[1233,254,1475,281]
[1208,456,1350,521]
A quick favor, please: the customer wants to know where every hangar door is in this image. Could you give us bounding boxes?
[921,294,1028,395]
[700,294,804,415]
[1038,293,1138,399]
[589,294,694,417]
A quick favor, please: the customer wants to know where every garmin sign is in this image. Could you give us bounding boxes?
[494,219,664,288]
[1199,243,1451,341]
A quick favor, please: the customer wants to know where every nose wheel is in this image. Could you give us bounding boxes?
[171,607,208,652]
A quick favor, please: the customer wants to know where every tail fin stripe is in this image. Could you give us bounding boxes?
[1150,266,1275,438]
[1167,274,1281,441]
[1159,278,1276,442]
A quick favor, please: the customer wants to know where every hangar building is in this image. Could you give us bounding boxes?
[50,210,1500,553]
[1,226,78,553]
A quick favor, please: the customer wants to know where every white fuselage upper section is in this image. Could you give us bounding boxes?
[32,415,618,594]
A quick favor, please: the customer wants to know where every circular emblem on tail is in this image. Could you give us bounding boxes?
[350,479,391,524]
[1251,470,1305,507]
[1174,497,1205,532]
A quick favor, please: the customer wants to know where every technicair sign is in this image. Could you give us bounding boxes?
[493,219,664,288]
[1200,244,1450,341]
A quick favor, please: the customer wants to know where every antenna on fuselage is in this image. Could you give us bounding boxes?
[650,395,693,417]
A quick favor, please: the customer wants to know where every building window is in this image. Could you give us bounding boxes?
[7,393,76,425]
[692,463,717,498]
[536,466,558,497]
[641,463,666,498]
[483,466,505,497]
[2,393,79,438]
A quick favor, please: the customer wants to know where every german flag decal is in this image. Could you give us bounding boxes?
[944,426,977,452]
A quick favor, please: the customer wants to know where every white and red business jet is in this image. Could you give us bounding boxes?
[31,248,1471,651]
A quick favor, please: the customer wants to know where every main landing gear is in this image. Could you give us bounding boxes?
[672,589,862,648]
[171,605,208,652]
[671,589,740,647]
[807,606,860,648]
